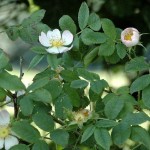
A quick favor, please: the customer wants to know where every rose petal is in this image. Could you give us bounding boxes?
[47,30,53,40]
[52,29,61,40]
[5,135,19,150]
[58,45,73,53]
[0,110,10,126]
[0,138,4,149]
[121,27,140,47]
[46,47,60,54]
[62,30,73,45]
[39,32,50,47]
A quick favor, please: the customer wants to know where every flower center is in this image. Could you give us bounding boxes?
[0,126,10,138]
[82,110,89,117]
[124,30,133,41]
[51,40,63,47]
[75,113,85,122]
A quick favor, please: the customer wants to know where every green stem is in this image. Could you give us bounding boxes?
[73,132,82,150]
[131,143,142,150]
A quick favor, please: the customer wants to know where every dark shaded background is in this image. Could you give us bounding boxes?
[1,0,150,66]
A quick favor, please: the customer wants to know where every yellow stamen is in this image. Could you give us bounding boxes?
[82,110,89,117]
[124,30,133,41]
[0,126,10,138]
[51,40,63,47]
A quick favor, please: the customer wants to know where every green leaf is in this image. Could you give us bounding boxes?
[0,52,9,70]
[6,26,19,41]
[88,13,101,31]
[125,57,149,72]
[112,122,131,145]
[81,125,95,143]
[96,120,118,128]
[84,47,99,67]
[102,93,117,104]
[27,77,49,92]
[70,79,88,89]
[81,28,107,45]
[142,85,150,109]
[0,71,25,90]
[32,88,52,104]
[62,53,74,67]
[63,84,80,107]
[94,128,111,150]
[77,68,100,81]
[99,40,115,56]
[28,54,44,70]
[33,112,54,131]
[60,70,79,82]
[31,46,47,54]
[12,121,40,143]
[102,18,116,40]
[51,129,69,147]
[33,68,55,81]
[116,95,137,118]
[59,15,76,35]
[131,126,150,149]
[47,54,59,69]
[32,140,49,150]
[105,50,120,64]
[55,94,72,119]
[123,112,150,125]
[118,102,134,118]
[0,88,7,102]
[116,86,130,95]
[116,43,127,59]
[19,23,49,44]
[22,9,46,26]
[72,35,79,51]
[44,80,62,101]
[10,144,30,150]
[130,74,150,94]
[89,89,101,102]
[90,80,108,94]
[20,96,34,116]
[78,2,89,30]
[119,94,137,105]
[104,97,124,119]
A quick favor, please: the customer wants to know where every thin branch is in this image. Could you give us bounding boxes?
[0,101,12,107]
[50,114,65,126]
[19,56,24,80]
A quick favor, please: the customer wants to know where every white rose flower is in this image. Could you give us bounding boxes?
[121,27,140,47]
[39,29,73,54]
[0,110,19,150]
[72,109,92,128]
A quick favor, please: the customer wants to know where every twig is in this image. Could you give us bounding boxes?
[0,101,12,107]
[50,114,65,126]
